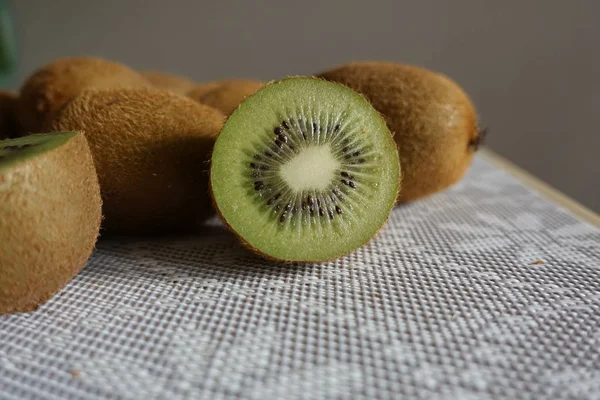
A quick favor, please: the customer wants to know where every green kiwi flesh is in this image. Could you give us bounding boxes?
[210,77,400,262]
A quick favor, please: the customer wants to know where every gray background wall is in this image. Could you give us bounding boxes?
[8,0,600,212]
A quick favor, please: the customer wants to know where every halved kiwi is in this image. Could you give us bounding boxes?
[0,132,102,314]
[210,77,400,262]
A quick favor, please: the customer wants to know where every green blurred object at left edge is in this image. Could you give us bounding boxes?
[0,0,17,89]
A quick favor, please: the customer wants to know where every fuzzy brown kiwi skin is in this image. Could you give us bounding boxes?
[187,79,264,116]
[0,132,102,314]
[48,87,225,236]
[186,81,222,100]
[0,90,21,139]
[209,76,401,263]
[141,70,197,95]
[319,61,480,203]
[17,56,151,134]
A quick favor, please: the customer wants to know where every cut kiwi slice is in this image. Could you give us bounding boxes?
[1,131,102,314]
[210,77,400,262]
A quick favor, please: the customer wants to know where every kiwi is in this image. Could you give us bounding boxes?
[141,70,197,94]
[48,87,225,235]
[0,90,20,139]
[186,81,221,99]
[319,61,481,202]
[18,56,150,133]
[210,77,400,262]
[187,79,264,116]
[0,132,101,314]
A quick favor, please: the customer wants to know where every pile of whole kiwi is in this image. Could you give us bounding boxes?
[0,57,482,314]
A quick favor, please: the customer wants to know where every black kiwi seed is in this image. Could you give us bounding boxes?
[312,122,317,132]
[284,203,291,212]
[250,162,257,169]
[335,206,342,215]
[327,210,334,220]
[357,158,366,164]
[278,134,288,143]
[349,181,356,188]
[334,124,341,132]
[275,140,283,148]
[353,151,361,157]
[318,208,325,217]
[267,194,280,205]
[332,188,342,199]
[265,151,273,157]
[342,147,349,153]
[254,181,264,191]
[341,171,349,177]
[253,154,261,160]
[274,126,283,135]
[279,213,287,223]
[341,179,349,186]
[282,120,289,129]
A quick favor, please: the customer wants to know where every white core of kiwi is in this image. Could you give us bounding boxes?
[279,145,339,191]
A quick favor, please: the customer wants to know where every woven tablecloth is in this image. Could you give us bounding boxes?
[1,156,599,400]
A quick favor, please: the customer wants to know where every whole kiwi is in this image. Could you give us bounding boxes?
[186,81,221,99]
[319,62,482,202]
[0,132,102,314]
[0,90,20,139]
[18,56,150,133]
[48,87,225,235]
[141,70,197,95]
[187,79,264,116]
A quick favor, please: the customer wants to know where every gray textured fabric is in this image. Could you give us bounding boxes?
[1,156,599,400]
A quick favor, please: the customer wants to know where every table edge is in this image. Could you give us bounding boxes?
[480,148,600,228]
